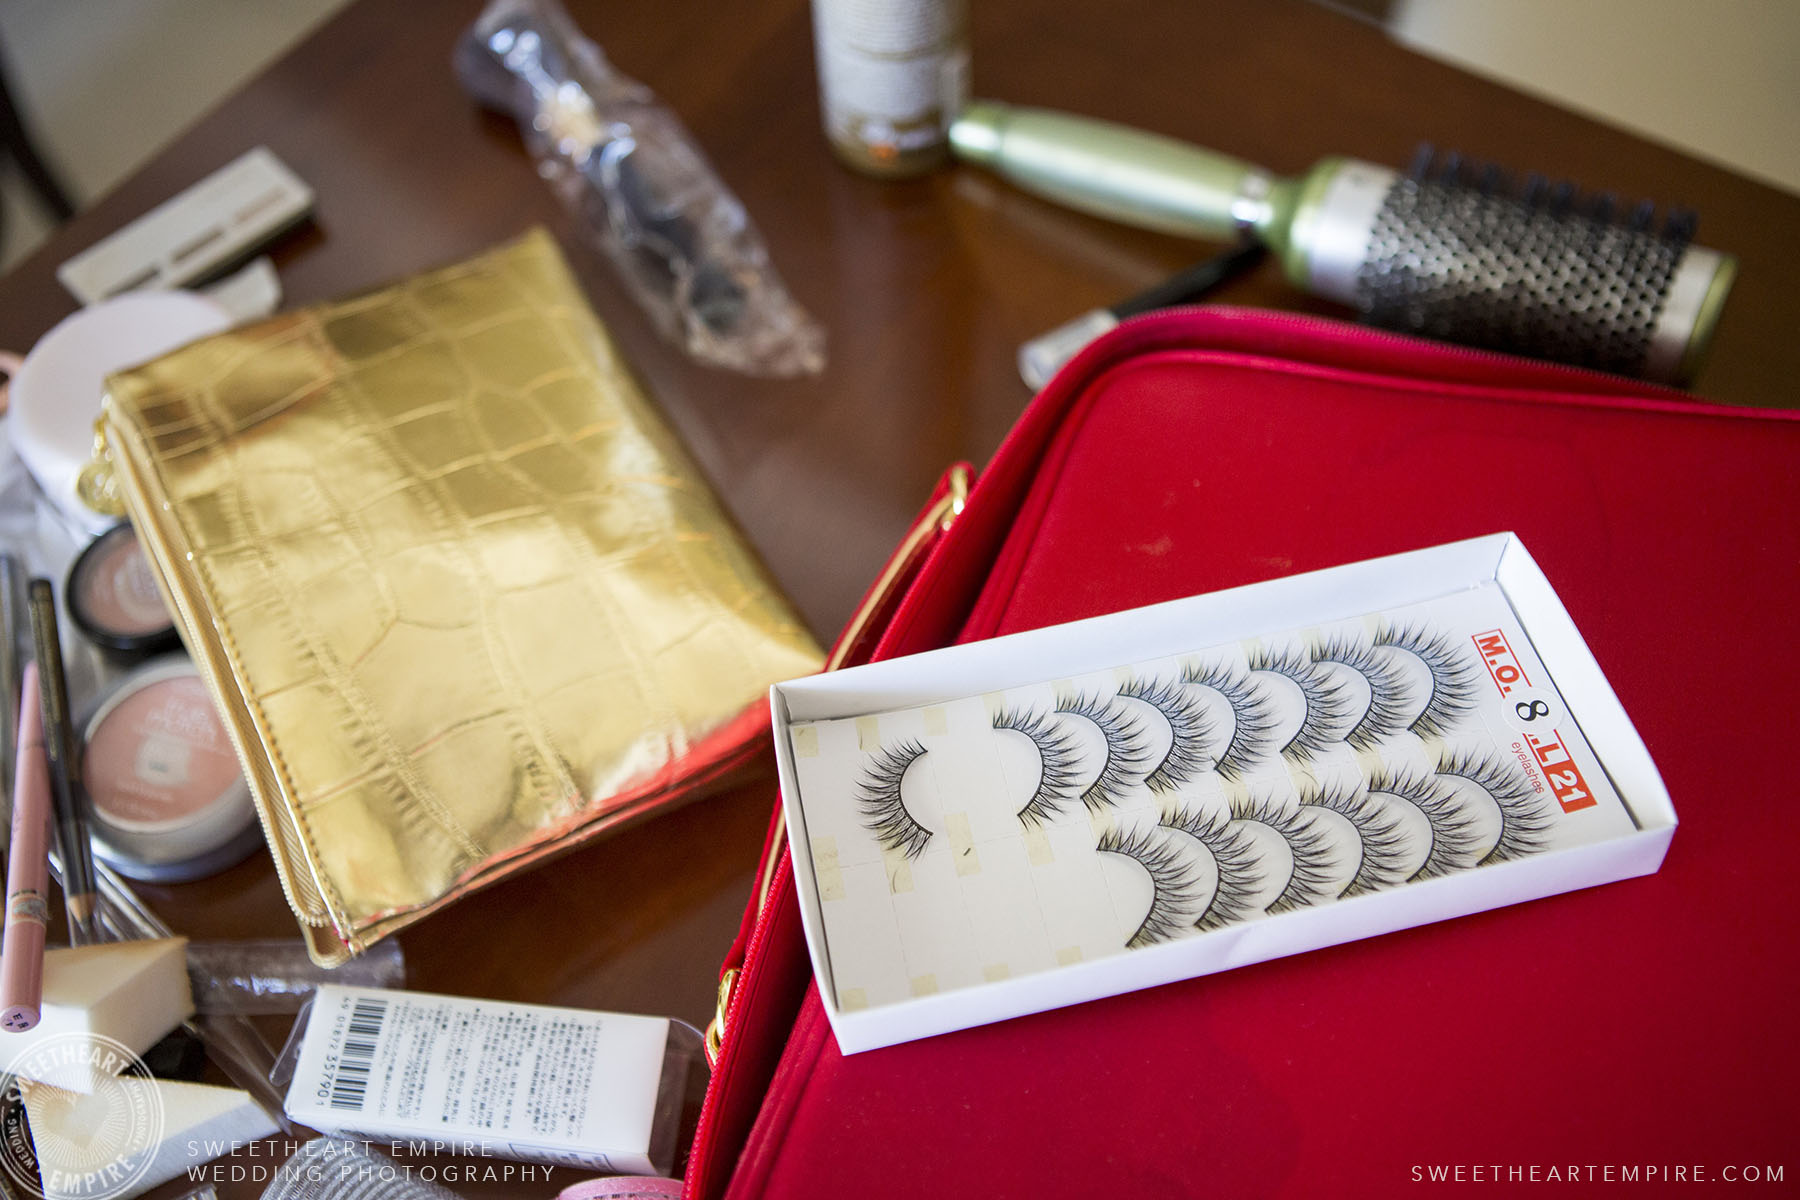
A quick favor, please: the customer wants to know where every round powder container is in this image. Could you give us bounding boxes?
[7,292,232,534]
[67,523,180,659]
[80,656,262,882]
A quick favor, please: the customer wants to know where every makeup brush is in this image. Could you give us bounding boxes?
[950,101,1735,383]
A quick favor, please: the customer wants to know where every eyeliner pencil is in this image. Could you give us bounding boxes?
[27,582,98,946]
[1,664,49,1031]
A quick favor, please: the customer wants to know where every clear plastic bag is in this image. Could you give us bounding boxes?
[187,938,405,1016]
[456,0,826,377]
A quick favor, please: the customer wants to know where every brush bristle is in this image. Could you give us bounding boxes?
[1360,146,1698,376]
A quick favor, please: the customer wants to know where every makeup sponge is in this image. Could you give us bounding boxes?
[2,938,193,1091]
[21,1077,280,1200]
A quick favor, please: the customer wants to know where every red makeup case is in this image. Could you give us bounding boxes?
[687,308,1800,1199]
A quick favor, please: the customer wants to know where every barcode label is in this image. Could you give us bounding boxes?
[328,997,389,1111]
[282,985,671,1175]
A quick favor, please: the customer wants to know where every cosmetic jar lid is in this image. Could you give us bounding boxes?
[66,523,181,658]
[79,654,261,883]
[8,292,231,536]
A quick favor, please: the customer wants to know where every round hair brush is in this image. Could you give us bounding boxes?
[950,101,1734,383]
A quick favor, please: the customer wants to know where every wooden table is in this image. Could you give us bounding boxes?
[0,0,1795,1193]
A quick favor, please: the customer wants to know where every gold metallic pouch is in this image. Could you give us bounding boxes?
[100,230,822,964]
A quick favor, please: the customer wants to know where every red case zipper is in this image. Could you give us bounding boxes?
[686,463,972,1198]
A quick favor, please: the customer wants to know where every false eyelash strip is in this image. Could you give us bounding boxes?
[1366,766,1484,882]
[1055,691,1154,810]
[1117,674,1216,794]
[1298,779,1413,898]
[1247,645,1358,761]
[1374,622,1482,738]
[1178,660,1279,781]
[1310,631,1415,750]
[856,738,933,859]
[992,707,1084,827]
[1437,748,1555,865]
[1229,796,1338,914]
[1096,825,1209,949]
[1159,807,1264,931]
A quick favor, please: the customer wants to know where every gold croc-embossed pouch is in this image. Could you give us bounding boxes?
[100,230,822,964]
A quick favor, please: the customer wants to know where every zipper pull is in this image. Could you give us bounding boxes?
[75,417,126,519]
[940,462,970,532]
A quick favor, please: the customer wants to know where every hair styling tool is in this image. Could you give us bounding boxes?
[950,101,1734,383]
[1019,239,1265,388]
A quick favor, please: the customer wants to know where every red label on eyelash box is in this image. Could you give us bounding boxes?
[1472,629,1532,694]
[1526,732,1597,813]
[1474,629,1596,813]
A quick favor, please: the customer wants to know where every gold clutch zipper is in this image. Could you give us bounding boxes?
[95,402,343,951]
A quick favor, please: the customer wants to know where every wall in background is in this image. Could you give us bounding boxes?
[1388,0,1799,196]
[0,0,352,273]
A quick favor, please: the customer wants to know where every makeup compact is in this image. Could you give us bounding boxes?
[79,656,261,882]
[66,524,180,659]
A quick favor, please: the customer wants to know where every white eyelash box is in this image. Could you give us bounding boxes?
[769,533,1675,1054]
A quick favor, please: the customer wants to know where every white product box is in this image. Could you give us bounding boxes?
[770,534,1674,1054]
[284,986,694,1175]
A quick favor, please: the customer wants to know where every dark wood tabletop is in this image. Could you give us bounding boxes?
[1,0,1796,1194]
